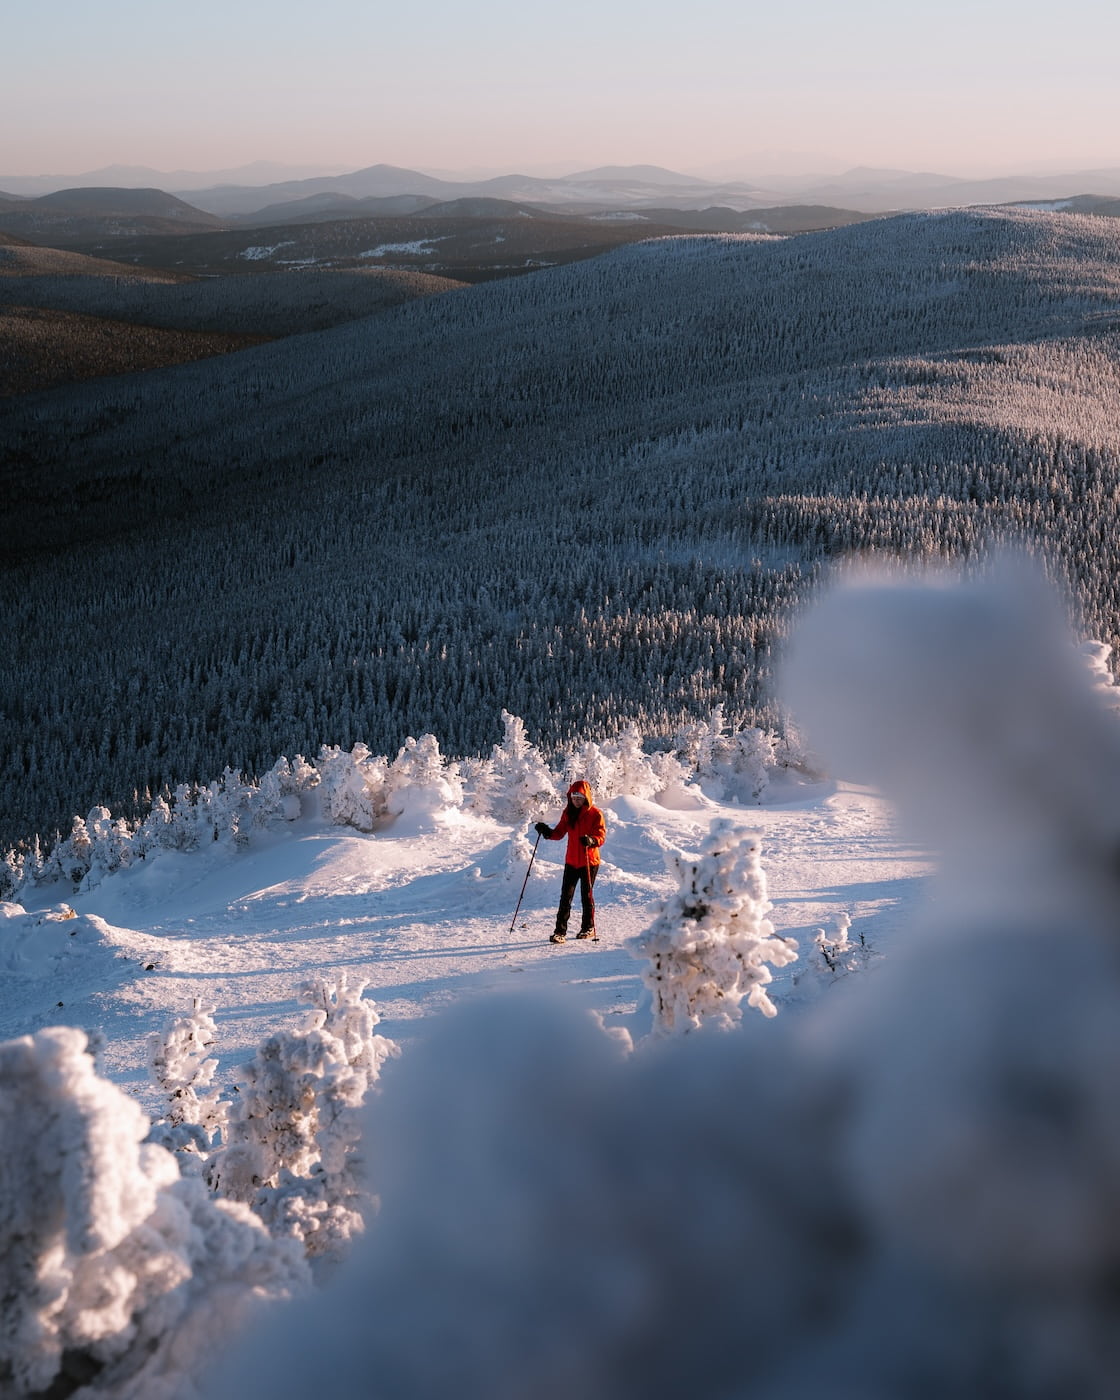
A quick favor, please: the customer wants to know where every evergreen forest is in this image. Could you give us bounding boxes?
[4,208,1120,851]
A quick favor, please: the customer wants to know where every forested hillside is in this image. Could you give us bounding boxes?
[0,262,464,394]
[4,209,1120,850]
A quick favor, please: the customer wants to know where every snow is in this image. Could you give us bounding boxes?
[237,242,295,260]
[359,239,446,258]
[3,778,925,1107]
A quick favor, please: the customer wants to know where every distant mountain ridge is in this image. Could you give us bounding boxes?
[170,161,1120,219]
[7,161,1120,227]
[9,159,1120,219]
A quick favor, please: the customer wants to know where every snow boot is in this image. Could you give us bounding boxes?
[576,928,598,941]
[549,931,566,944]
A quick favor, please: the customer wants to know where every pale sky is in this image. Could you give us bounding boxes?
[4,0,1119,179]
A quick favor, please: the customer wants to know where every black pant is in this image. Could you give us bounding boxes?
[555,861,598,934]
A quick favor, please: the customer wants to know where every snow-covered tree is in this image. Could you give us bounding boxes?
[631,820,798,1034]
[47,813,93,887]
[384,734,463,821]
[316,743,389,831]
[134,791,175,859]
[466,711,558,822]
[673,707,777,802]
[0,1026,307,1400]
[255,755,315,824]
[84,805,135,886]
[212,976,398,1262]
[147,998,227,1167]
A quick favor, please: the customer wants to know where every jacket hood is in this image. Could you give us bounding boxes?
[567,780,594,805]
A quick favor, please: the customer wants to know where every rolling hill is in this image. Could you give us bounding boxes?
[0,239,463,394]
[0,186,225,243]
[3,209,1120,853]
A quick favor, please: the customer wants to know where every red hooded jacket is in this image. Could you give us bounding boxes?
[547,780,607,867]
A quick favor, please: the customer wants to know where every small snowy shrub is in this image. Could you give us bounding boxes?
[316,743,389,830]
[787,911,876,1001]
[384,734,463,821]
[212,976,398,1262]
[812,911,874,978]
[631,820,798,1034]
[147,999,227,1167]
[673,706,776,802]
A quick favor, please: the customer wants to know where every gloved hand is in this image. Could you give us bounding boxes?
[534,822,551,837]
[580,835,596,847]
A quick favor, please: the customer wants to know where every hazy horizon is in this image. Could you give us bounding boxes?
[4,0,1118,183]
[6,153,1120,189]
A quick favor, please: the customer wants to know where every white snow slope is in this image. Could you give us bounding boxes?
[1,776,928,1109]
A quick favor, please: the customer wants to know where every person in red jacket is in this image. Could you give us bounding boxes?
[535,779,607,943]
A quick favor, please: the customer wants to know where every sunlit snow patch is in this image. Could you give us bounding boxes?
[0,900,142,981]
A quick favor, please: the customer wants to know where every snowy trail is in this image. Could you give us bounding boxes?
[2,780,933,1106]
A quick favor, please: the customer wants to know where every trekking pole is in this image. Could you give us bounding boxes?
[586,842,598,940]
[508,831,542,936]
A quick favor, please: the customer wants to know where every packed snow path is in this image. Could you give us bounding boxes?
[2,779,931,1106]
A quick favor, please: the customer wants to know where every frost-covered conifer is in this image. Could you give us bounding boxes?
[1,844,25,899]
[563,725,686,803]
[203,768,253,847]
[49,813,93,886]
[255,756,312,824]
[135,791,175,858]
[468,711,558,822]
[632,820,798,1034]
[170,782,204,850]
[604,724,666,800]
